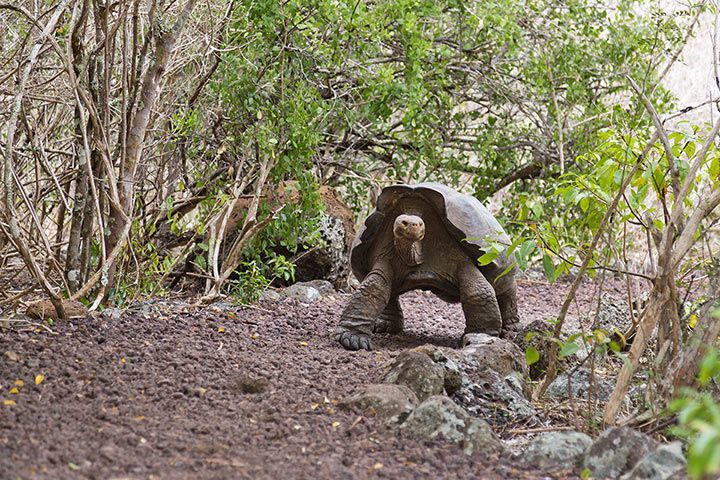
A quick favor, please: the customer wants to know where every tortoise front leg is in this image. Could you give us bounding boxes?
[497,281,520,338]
[457,262,502,337]
[374,295,404,334]
[336,259,393,351]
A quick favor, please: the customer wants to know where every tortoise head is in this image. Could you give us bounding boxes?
[393,214,425,242]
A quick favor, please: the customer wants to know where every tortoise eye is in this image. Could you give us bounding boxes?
[401,220,408,226]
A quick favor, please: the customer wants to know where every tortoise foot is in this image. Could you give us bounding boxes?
[373,318,404,334]
[500,321,521,340]
[374,296,404,334]
[336,329,372,351]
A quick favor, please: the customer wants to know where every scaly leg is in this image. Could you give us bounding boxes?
[374,295,404,334]
[336,259,393,351]
[497,281,520,339]
[457,262,502,337]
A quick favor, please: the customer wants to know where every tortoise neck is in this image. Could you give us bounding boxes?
[394,236,424,267]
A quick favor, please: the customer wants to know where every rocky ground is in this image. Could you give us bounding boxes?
[0,276,680,479]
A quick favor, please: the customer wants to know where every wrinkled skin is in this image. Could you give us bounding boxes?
[336,195,519,351]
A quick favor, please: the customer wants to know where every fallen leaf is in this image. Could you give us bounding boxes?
[120,358,126,364]
[373,463,383,470]
[9,387,19,394]
[298,341,308,347]
[251,333,259,340]
[218,326,225,333]
[323,396,330,404]
[310,403,320,410]
[134,415,145,421]
[68,463,79,471]
[14,380,24,387]
[3,400,16,406]
[35,374,45,385]
[227,312,237,319]
[293,425,302,430]
[331,421,341,428]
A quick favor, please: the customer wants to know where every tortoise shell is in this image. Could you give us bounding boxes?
[350,182,514,283]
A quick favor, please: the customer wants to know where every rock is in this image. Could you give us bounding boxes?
[382,350,445,401]
[452,367,535,425]
[281,280,334,303]
[512,319,554,380]
[399,395,505,457]
[590,298,633,334]
[339,384,418,421]
[412,345,463,395]
[460,333,528,378]
[621,442,687,480]
[4,351,19,362]
[293,212,352,288]
[419,345,535,425]
[260,289,281,302]
[546,367,614,401]
[25,299,89,320]
[521,431,593,469]
[101,308,122,321]
[99,444,116,461]
[583,427,659,479]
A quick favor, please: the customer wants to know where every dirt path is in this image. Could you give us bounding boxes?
[0,277,624,479]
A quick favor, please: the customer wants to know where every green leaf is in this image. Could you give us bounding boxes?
[542,254,557,283]
[477,249,499,266]
[558,341,580,358]
[495,262,517,282]
[525,346,540,366]
[516,240,536,271]
[506,236,524,256]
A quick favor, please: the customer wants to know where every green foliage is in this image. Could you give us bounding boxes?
[215,0,689,207]
[670,342,720,479]
[229,256,296,304]
[513,117,720,283]
[525,345,540,366]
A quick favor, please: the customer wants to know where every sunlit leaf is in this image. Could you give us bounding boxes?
[525,346,540,366]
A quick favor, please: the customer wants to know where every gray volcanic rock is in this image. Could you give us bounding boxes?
[399,395,505,457]
[382,350,446,401]
[521,431,593,469]
[339,383,418,422]
[583,427,659,479]
[621,442,687,480]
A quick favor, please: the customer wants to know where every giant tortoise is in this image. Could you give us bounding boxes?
[336,182,519,351]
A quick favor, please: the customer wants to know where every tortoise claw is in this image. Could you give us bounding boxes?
[336,331,372,351]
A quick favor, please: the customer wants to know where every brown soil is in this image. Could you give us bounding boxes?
[0,276,626,479]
